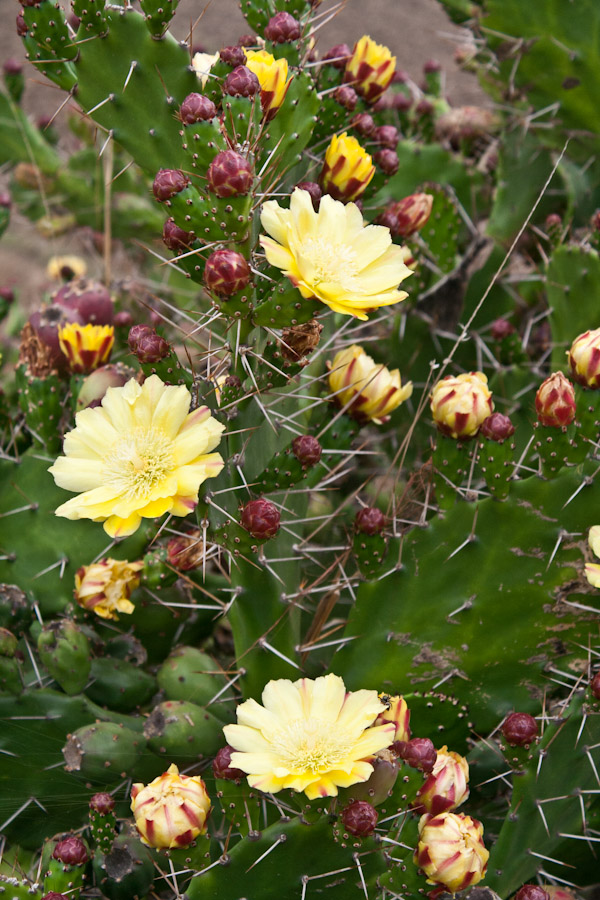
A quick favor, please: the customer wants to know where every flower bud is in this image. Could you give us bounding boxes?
[52,836,88,866]
[393,93,413,112]
[374,125,399,148]
[295,181,322,211]
[479,412,515,443]
[351,113,375,136]
[340,800,378,836]
[220,45,246,68]
[430,371,493,439]
[244,49,292,119]
[207,150,253,198]
[344,35,396,103]
[501,712,538,746]
[320,133,375,202]
[179,92,217,124]
[590,671,600,700]
[42,894,68,900]
[75,558,143,621]
[415,811,488,892]
[379,193,433,238]
[115,311,134,328]
[241,498,281,540]
[16,12,28,35]
[535,372,576,427]
[264,11,301,43]
[292,435,322,467]
[374,694,410,741]
[131,763,211,849]
[568,328,600,388]
[128,325,170,363]
[0,190,11,209]
[237,33,256,47]
[323,44,351,69]
[355,507,386,535]
[374,148,399,176]
[414,746,469,815]
[163,217,196,252]
[4,58,23,75]
[335,85,358,110]
[152,169,190,202]
[516,887,550,900]
[0,286,14,304]
[491,317,515,340]
[424,59,442,74]
[52,278,113,325]
[90,792,115,814]
[166,530,206,572]
[58,322,114,374]
[328,345,413,424]
[203,249,251,296]
[396,737,437,773]
[76,363,134,410]
[545,212,562,229]
[224,65,260,98]
[213,745,246,781]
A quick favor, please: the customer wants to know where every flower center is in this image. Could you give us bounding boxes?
[103,427,175,500]
[272,717,354,774]
[301,237,360,291]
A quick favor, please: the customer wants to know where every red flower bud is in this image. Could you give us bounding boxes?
[0,190,11,209]
[490,317,515,340]
[501,712,538,747]
[16,12,28,35]
[323,44,351,69]
[374,125,399,148]
[90,792,115,814]
[591,671,600,700]
[379,193,433,238]
[52,837,88,866]
[351,113,375,136]
[416,98,434,115]
[213,745,246,781]
[264,11,301,43]
[220,45,247,68]
[163,217,196,252]
[204,249,250,296]
[152,168,190,202]
[128,325,170,363]
[3,58,23,76]
[393,93,413,112]
[424,58,442,73]
[340,800,378,836]
[535,372,576,427]
[179,92,217,124]
[395,737,437,774]
[295,181,321,210]
[207,150,253,198]
[479,413,515,443]
[374,148,399,176]
[114,311,133,328]
[292,435,322,467]
[224,66,260,98]
[335,85,358,110]
[515,887,550,900]
[241,498,281,540]
[52,278,113,326]
[355,507,386,535]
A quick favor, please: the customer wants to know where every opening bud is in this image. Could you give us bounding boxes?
[264,11,301,43]
[535,372,576,427]
[340,800,378,836]
[240,498,281,540]
[152,169,190,202]
[292,435,322,467]
[355,507,386,535]
[203,249,250,296]
[52,837,88,866]
[224,65,260,98]
[213,745,246,781]
[501,712,538,746]
[568,328,600,388]
[179,92,217,124]
[515,887,550,900]
[207,150,253,198]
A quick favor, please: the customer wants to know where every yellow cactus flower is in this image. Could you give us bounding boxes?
[58,322,114,374]
[244,49,292,119]
[415,811,489,893]
[344,35,396,103]
[223,673,396,800]
[585,525,600,587]
[568,327,600,388]
[131,763,211,849]
[75,558,143,620]
[49,374,225,539]
[320,132,375,203]
[260,188,412,320]
[46,255,87,281]
[191,50,219,88]
[374,694,411,743]
[430,372,494,439]
[327,345,413,424]
[414,746,470,815]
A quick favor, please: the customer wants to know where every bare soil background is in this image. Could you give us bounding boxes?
[0,0,484,307]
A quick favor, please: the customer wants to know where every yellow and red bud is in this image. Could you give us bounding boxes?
[58,322,114,374]
[320,133,375,203]
[568,328,600,388]
[131,763,211,849]
[375,694,410,743]
[75,558,143,621]
[244,49,292,119]
[414,746,469,815]
[415,811,488,893]
[328,345,413,425]
[430,371,493,439]
[535,372,576,427]
[344,35,396,104]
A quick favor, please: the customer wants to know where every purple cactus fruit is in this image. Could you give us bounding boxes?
[220,45,246,68]
[52,278,113,325]
[52,836,88,866]
[340,800,378,836]
[355,507,386,536]
[213,745,246,781]
[351,113,375,136]
[480,413,515,443]
[240,498,281,540]
[395,737,437,774]
[424,58,442,74]
[393,93,413,112]
[203,249,250,296]
[334,85,358,110]
[491,317,516,341]
[77,364,134,410]
[206,150,253,198]
[502,712,538,746]
[163,217,196,252]
[295,181,321,211]
[373,125,399,149]
[179,92,217,124]
[264,11,301,43]
[323,43,351,69]
[224,66,260,98]
[292,435,322,467]
[128,325,170,364]
[152,168,190,202]
[237,33,256,47]
[374,148,399,176]
[3,58,23,76]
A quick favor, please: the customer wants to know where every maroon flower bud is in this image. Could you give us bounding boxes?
[127,324,152,348]
[392,69,410,84]
[241,498,281,540]
[334,85,358,110]
[52,278,113,325]
[16,12,28,35]
[535,372,576,427]
[213,745,246,781]
[515,887,550,900]
[3,58,23,76]
[545,213,562,229]
[340,800,378,837]
[592,210,600,232]
[163,217,196,252]
[90,792,115,814]
[393,93,413,112]
[179,92,217,124]
[204,249,250,296]
[113,310,133,328]
[374,125,399,149]
[372,94,392,112]
[0,287,14,304]
[355,507,385,535]
[501,712,538,747]
[0,190,11,208]
[52,836,88,866]
[323,44,351,69]
[224,66,260,98]
[264,11,301,43]
[351,113,375,136]
[590,671,600,700]
[395,737,437,774]
[416,98,434,115]
[295,181,322,211]
[479,413,515,443]
[128,326,170,364]
[379,193,433,238]
[374,148,399,176]
[424,59,442,74]
[207,150,253,198]
[237,33,256,48]
[152,168,190,202]
[292,435,322,467]
[491,317,515,341]
[220,45,246,68]
[42,894,68,900]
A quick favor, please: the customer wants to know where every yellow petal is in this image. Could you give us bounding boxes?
[103,511,142,538]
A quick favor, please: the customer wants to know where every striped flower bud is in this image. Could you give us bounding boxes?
[430,372,494,439]
[75,558,143,621]
[320,133,375,202]
[568,328,600,388]
[379,193,434,238]
[131,763,211,849]
[535,372,576,427]
[207,150,253,198]
[203,249,250,296]
[374,694,410,742]
[414,746,469,815]
[344,35,396,103]
[415,811,488,892]
[328,345,413,424]
[516,887,550,900]
[58,322,114,374]
[244,49,292,119]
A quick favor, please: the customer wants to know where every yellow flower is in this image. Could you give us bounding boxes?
[260,188,412,320]
[58,322,114,374]
[320,132,375,203]
[191,51,219,88]
[244,49,292,119]
[131,763,211,849]
[344,35,396,103]
[415,811,489,892]
[75,558,143,620]
[327,345,413,424]
[568,327,600,388]
[430,372,493,439]
[223,673,396,800]
[49,374,225,539]
[46,255,87,281]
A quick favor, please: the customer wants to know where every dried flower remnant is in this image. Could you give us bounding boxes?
[75,558,143,620]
